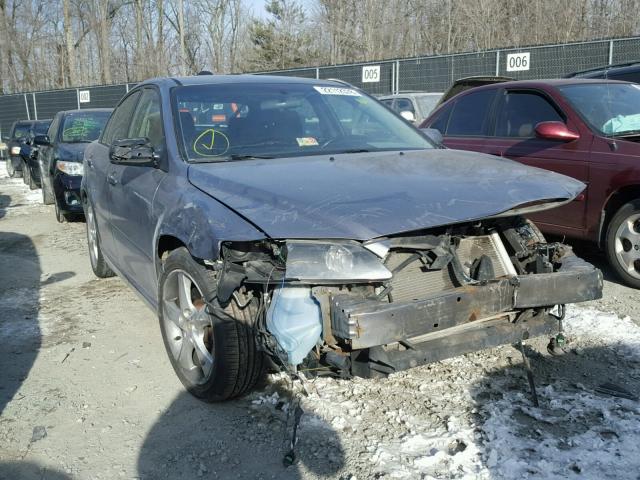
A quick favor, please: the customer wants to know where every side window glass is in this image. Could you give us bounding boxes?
[381,99,394,108]
[395,98,415,114]
[102,91,141,145]
[128,89,164,151]
[495,91,564,138]
[447,90,495,136]
[428,103,452,133]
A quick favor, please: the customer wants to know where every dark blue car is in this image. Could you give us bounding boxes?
[82,75,602,401]
[35,109,112,222]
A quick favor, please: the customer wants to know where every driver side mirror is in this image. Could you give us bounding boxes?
[110,138,159,167]
[33,134,50,146]
[535,121,580,141]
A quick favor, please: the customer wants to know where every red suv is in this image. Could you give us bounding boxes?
[421,79,640,288]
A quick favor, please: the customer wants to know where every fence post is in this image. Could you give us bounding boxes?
[32,93,37,119]
[608,40,614,65]
[316,67,319,79]
[76,89,81,109]
[23,94,30,120]
[395,60,400,94]
[495,50,500,76]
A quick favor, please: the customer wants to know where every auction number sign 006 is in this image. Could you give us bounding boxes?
[506,52,530,72]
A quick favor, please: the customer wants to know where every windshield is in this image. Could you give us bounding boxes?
[61,111,111,143]
[12,124,30,139]
[416,95,441,116]
[559,83,640,136]
[173,83,433,162]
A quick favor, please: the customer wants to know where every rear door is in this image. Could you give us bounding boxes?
[89,90,142,262]
[436,88,498,154]
[487,88,590,232]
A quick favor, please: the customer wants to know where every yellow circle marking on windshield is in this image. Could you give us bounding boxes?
[193,128,230,157]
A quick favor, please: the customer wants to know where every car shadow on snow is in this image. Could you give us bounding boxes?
[0,231,42,414]
[137,389,346,480]
[0,461,72,480]
[469,339,640,479]
[0,193,10,219]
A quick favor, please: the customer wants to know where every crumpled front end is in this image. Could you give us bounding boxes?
[212,217,602,377]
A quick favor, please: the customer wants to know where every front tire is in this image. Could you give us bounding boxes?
[55,201,67,223]
[606,199,640,289]
[159,247,264,402]
[84,199,114,278]
[6,158,21,178]
[42,180,55,205]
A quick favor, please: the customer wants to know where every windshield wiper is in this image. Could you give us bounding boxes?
[228,154,275,161]
[332,149,370,154]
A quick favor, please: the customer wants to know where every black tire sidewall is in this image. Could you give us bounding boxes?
[158,248,240,402]
[606,199,640,289]
[84,199,114,278]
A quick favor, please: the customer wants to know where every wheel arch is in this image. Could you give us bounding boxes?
[600,184,640,247]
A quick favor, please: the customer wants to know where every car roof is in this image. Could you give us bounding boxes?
[567,61,640,77]
[141,74,350,88]
[457,77,631,93]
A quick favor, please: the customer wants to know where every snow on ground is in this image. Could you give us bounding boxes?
[0,160,46,214]
[252,306,640,479]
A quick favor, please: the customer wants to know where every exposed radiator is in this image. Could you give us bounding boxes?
[385,233,515,303]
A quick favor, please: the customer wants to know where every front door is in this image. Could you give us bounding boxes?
[486,89,591,234]
[106,88,166,303]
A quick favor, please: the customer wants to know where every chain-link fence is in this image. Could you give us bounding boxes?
[1,36,639,136]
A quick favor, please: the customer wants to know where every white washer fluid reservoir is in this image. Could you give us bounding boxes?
[266,286,322,366]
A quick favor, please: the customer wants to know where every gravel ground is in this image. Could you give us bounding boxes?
[1,164,639,480]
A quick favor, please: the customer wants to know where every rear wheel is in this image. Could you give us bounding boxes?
[27,166,37,190]
[84,199,114,278]
[159,247,264,401]
[22,161,29,184]
[606,199,640,289]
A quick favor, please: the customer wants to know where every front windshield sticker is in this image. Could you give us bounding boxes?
[193,128,230,157]
[62,117,102,141]
[313,86,361,97]
[296,137,319,147]
[602,113,640,135]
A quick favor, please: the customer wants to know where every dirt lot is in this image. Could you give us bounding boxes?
[1,165,640,480]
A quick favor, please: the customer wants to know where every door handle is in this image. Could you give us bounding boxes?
[107,172,118,185]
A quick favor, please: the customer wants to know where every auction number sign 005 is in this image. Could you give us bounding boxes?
[506,52,530,72]
[362,65,380,83]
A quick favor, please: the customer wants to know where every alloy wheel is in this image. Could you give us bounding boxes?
[86,205,99,267]
[614,213,640,280]
[162,270,215,385]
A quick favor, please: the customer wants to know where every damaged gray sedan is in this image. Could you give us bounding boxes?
[81,75,602,401]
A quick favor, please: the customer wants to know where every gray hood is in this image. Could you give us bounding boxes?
[188,149,585,240]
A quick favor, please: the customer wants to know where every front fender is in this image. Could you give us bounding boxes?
[152,174,267,277]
